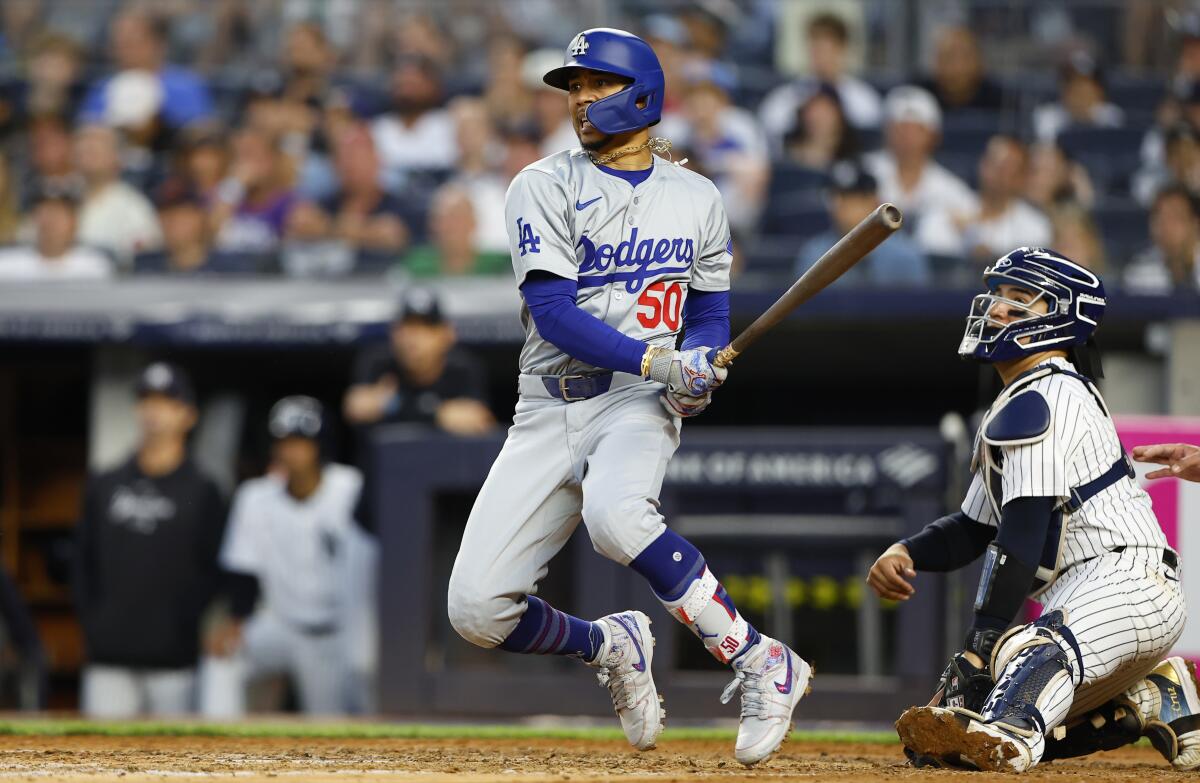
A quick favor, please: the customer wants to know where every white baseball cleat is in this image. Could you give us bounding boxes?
[1143,656,1200,770]
[720,636,813,765]
[590,611,664,751]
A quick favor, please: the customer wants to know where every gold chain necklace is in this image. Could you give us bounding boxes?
[589,137,673,166]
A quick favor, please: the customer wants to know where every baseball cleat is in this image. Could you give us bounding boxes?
[720,636,812,765]
[895,706,1036,772]
[1143,657,1200,770]
[590,611,664,751]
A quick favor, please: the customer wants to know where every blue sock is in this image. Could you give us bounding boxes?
[630,528,705,600]
[498,596,605,661]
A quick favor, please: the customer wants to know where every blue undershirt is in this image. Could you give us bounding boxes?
[597,163,653,188]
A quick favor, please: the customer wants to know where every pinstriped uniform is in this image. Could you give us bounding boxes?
[962,357,1186,725]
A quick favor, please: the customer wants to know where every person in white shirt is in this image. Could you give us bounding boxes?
[522,48,578,157]
[0,186,113,281]
[917,135,1051,261]
[1124,183,1200,294]
[758,12,881,153]
[864,85,975,226]
[370,56,458,187]
[74,124,162,270]
[200,397,374,716]
[1032,52,1124,143]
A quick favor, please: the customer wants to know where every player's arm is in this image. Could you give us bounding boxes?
[207,485,261,657]
[867,511,995,601]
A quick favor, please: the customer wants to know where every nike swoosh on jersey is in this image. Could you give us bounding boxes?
[774,652,793,694]
[575,196,602,211]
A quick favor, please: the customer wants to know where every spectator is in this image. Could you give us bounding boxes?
[134,188,210,275]
[19,114,76,210]
[400,184,509,278]
[371,56,457,185]
[1032,51,1124,142]
[1134,123,1200,207]
[79,9,214,130]
[916,135,1051,261]
[209,128,297,262]
[642,14,692,117]
[482,35,533,132]
[522,48,577,156]
[449,97,508,253]
[0,153,17,244]
[1124,184,1200,293]
[0,32,86,139]
[101,69,173,194]
[759,12,881,152]
[0,185,112,281]
[343,288,494,435]
[1049,201,1107,272]
[501,124,544,183]
[1025,142,1096,211]
[285,124,411,276]
[795,160,930,286]
[74,124,162,269]
[917,26,1004,114]
[201,397,371,717]
[165,129,230,203]
[74,363,226,717]
[864,85,974,225]
[660,60,769,235]
[781,83,859,172]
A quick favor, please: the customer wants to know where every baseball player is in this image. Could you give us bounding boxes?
[867,247,1196,772]
[201,396,373,716]
[446,28,810,765]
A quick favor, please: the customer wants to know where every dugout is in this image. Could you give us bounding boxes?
[371,426,956,721]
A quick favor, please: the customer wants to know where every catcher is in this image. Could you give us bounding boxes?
[867,247,1198,772]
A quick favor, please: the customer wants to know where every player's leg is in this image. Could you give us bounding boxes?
[199,612,291,718]
[579,384,811,765]
[905,549,1185,772]
[142,667,196,716]
[290,632,348,715]
[447,394,662,749]
[80,665,142,718]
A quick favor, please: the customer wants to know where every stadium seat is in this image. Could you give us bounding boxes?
[1057,127,1145,194]
[759,197,831,238]
[766,163,829,202]
[1093,198,1150,265]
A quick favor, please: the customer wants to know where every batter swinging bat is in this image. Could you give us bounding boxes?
[713,202,903,368]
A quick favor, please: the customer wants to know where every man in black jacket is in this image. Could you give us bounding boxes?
[74,362,226,717]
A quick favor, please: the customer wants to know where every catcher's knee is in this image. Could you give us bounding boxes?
[984,611,1084,733]
[991,610,1084,683]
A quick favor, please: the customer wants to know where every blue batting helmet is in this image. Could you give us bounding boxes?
[543,28,664,135]
[958,247,1106,363]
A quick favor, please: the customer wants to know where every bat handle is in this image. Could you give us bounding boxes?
[712,345,739,369]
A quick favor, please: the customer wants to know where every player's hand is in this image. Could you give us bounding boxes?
[206,619,243,658]
[1133,443,1200,482]
[866,543,917,601]
[660,388,713,418]
[643,346,727,396]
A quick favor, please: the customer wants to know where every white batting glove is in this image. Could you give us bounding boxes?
[642,346,727,396]
[661,388,713,418]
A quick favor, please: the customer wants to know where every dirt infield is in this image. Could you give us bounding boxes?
[0,735,1191,782]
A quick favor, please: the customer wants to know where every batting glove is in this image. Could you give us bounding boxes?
[642,346,727,396]
[661,388,713,418]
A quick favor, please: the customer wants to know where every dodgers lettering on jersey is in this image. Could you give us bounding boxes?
[504,149,732,376]
[961,356,1166,581]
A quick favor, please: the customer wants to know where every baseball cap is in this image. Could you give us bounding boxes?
[268,395,324,440]
[136,362,196,405]
[104,69,164,128]
[1060,51,1103,85]
[30,178,83,207]
[395,287,445,325]
[522,49,564,91]
[828,160,877,194]
[884,85,941,132]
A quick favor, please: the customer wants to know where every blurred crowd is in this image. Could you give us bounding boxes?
[0,0,1197,292]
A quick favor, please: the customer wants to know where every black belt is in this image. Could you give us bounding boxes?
[542,372,613,402]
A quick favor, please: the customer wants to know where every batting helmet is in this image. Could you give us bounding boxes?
[268,395,325,441]
[958,247,1106,364]
[543,28,664,135]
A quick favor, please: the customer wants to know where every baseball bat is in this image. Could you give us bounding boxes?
[712,202,903,368]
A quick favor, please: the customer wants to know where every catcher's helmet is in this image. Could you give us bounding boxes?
[543,28,664,135]
[958,247,1106,364]
[268,395,325,441]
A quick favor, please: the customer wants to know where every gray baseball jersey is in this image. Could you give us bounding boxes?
[505,149,732,376]
[961,357,1166,580]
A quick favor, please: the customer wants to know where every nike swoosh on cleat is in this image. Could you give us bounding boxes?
[575,196,602,211]
[774,652,793,694]
[615,615,646,672]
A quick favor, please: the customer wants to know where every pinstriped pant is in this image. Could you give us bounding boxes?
[1033,547,1186,723]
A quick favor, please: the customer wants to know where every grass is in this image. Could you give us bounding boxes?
[0,719,898,744]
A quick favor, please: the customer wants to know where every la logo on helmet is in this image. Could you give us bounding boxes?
[568,33,589,56]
